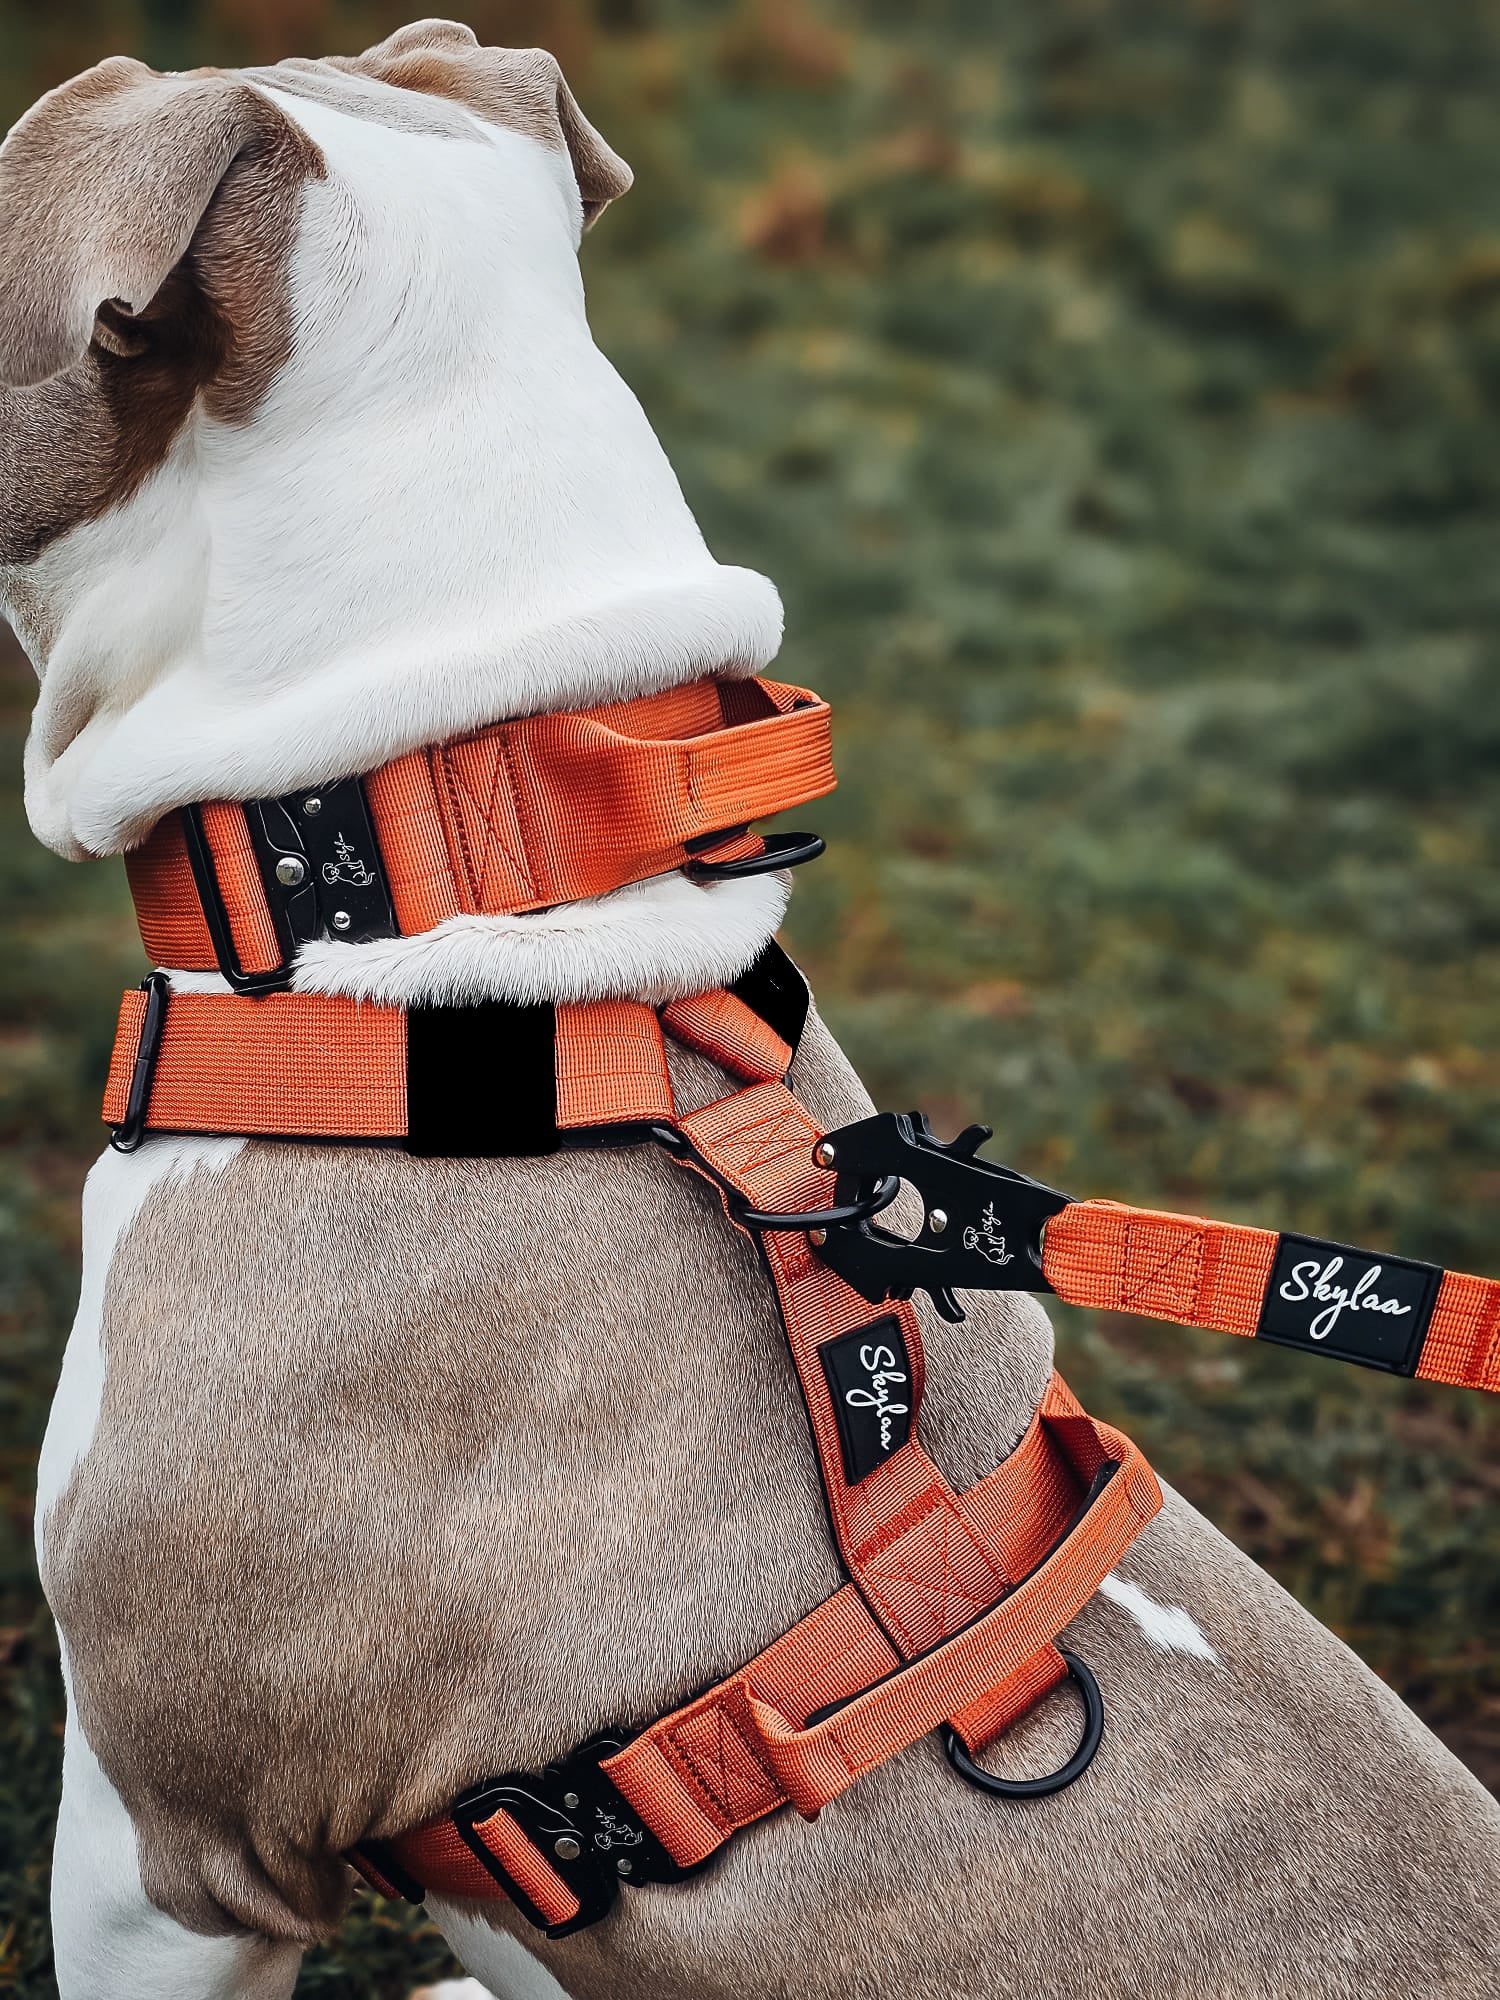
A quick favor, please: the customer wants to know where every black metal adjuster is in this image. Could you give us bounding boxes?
[450,1732,717,1939]
[181,776,397,994]
[109,971,171,1154]
[810,1112,1073,1324]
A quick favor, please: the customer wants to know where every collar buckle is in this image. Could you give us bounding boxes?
[182,776,396,994]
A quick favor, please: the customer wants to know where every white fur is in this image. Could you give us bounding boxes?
[410,1985,500,2000]
[1099,1571,1220,1665]
[35,1135,246,1532]
[22,92,784,861]
[425,1903,573,2000]
[292,869,790,1006]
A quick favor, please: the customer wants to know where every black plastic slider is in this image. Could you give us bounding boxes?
[109,971,172,1154]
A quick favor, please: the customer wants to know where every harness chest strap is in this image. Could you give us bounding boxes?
[101,983,1500,1395]
[362,1377,1156,1928]
[123,675,835,984]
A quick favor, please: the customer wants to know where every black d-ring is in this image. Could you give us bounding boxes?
[729,1173,903,1234]
[940,1650,1104,1801]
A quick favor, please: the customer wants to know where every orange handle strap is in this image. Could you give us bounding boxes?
[1043,1198,1500,1394]
[385,1378,1141,1893]
[739,1422,1158,1819]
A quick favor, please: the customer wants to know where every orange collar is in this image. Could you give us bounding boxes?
[123,674,834,989]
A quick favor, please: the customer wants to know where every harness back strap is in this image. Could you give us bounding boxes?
[124,676,835,978]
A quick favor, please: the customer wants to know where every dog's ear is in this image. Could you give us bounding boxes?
[0,58,316,387]
[351,20,633,226]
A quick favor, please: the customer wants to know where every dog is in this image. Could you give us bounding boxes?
[4,21,1499,2000]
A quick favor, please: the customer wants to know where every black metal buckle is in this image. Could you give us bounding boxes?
[109,971,171,1153]
[683,829,826,882]
[451,1731,717,1939]
[810,1112,1072,1323]
[181,777,396,995]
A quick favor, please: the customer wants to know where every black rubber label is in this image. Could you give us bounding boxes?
[1255,1232,1440,1375]
[819,1315,913,1485]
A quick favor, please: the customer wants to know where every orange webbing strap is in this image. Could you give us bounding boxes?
[1043,1198,1500,1395]
[124,676,835,971]
[673,1076,1032,1657]
[102,987,673,1144]
[381,1377,1158,1893]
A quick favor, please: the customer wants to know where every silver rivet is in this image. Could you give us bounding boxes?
[331,910,352,932]
[927,1208,948,1234]
[808,1227,828,1248]
[274,854,307,887]
[616,1857,633,1877]
[813,1140,837,1168]
[561,1790,581,1811]
[301,796,323,816]
[554,1835,581,1862]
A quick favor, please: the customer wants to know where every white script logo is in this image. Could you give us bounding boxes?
[321,830,377,889]
[1278,1256,1412,1343]
[843,1342,910,1455]
[962,1202,1014,1267]
[591,1808,643,1853]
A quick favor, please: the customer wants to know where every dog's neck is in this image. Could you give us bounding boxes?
[19,95,784,863]
[15,93,788,1006]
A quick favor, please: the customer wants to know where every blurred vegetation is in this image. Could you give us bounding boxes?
[4,0,1500,1991]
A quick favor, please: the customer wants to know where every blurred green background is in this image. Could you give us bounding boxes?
[3,0,1499,1992]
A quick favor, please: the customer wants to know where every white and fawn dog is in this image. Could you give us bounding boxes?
[3,21,1498,2000]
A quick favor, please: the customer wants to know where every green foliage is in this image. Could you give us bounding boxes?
[3,0,1499,1990]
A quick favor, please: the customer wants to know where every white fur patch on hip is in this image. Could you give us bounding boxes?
[1099,1571,1220,1664]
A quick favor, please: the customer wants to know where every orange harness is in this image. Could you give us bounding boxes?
[100,674,1499,1936]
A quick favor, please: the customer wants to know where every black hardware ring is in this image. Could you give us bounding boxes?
[684,831,826,883]
[729,1174,904,1234]
[941,1650,1104,1800]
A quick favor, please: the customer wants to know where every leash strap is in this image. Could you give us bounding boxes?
[1043,1200,1500,1393]
[123,677,834,986]
[807,1116,1500,1397]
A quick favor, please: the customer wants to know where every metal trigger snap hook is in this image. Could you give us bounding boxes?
[940,1650,1104,1800]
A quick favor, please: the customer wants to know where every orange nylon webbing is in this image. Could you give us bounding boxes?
[1041,1197,1500,1393]
[126,676,835,971]
[387,1378,1135,1893]
[357,992,1161,1914]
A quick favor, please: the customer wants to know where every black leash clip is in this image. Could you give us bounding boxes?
[810,1112,1072,1323]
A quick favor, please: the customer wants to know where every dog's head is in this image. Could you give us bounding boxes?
[0,18,631,622]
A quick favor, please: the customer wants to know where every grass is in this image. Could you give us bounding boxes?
[3,0,1499,1990]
